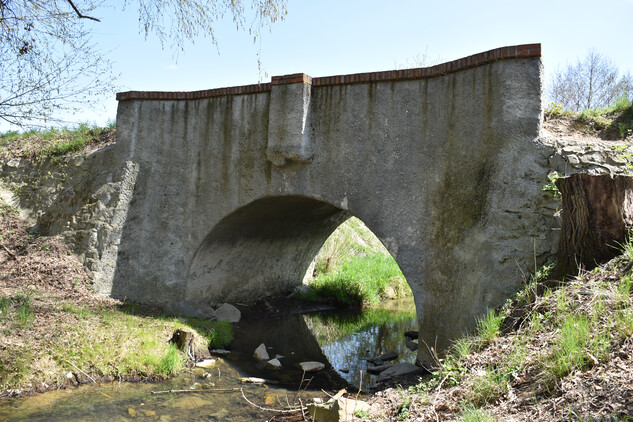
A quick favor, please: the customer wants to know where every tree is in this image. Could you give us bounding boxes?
[549,49,633,111]
[0,0,287,128]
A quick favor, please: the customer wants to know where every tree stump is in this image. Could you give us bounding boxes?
[554,173,633,278]
[169,329,211,361]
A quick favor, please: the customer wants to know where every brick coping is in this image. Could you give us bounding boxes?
[116,43,540,101]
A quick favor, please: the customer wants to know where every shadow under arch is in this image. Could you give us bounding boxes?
[186,195,421,386]
[186,195,352,305]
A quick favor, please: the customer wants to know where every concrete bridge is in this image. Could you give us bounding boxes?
[109,44,550,366]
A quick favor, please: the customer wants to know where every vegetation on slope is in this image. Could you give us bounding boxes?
[545,94,633,140]
[0,122,116,160]
[363,249,633,421]
[0,199,231,397]
[300,216,411,306]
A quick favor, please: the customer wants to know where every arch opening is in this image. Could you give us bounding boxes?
[186,195,418,389]
[186,195,350,305]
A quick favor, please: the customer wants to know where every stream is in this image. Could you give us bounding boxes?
[0,298,417,421]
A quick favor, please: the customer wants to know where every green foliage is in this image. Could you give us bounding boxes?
[308,254,409,306]
[546,313,609,380]
[618,274,632,299]
[205,321,234,349]
[469,365,511,406]
[353,409,372,418]
[308,306,416,345]
[14,293,34,328]
[545,102,567,117]
[0,123,111,159]
[435,353,468,387]
[541,172,562,197]
[312,217,391,278]
[60,304,95,318]
[457,405,497,422]
[546,92,633,140]
[0,297,8,318]
[157,345,186,376]
[396,389,413,421]
[475,310,504,346]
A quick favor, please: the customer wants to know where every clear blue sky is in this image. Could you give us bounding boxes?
[48,0,633,126]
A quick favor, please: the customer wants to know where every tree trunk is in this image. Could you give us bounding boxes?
[554,173,633,278]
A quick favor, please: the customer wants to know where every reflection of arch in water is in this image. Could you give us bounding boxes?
[225,301,418,391]
[185,195,408,306]
[225,312,351,389]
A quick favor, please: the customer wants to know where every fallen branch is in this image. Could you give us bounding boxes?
[1,244,15,259]
[432,373,450,422]
[240,388,305,413]
[151,387,240,395]
[62,359,96,384]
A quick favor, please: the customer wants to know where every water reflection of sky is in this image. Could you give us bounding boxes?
[306,298,418,390]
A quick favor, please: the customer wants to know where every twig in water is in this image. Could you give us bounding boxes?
[240,388,305,413]
[151,387,240,395]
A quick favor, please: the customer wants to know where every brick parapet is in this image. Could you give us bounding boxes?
[117,43,540,101]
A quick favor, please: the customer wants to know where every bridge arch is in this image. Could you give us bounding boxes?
[185,195,410,306]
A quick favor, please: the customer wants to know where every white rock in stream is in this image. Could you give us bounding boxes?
[299,361,325,372]
[253,343,270,361]
[195,359,217,369]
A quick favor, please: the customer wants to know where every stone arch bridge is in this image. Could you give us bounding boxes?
[109,44,550,366]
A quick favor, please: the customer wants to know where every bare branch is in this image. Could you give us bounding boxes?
[65,0,101,22]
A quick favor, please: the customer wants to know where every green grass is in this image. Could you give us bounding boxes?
[457,405,497,422]
[546,94,633,139]
[0,122,114,158]
[201,320,233,349]
[307,253,409,306]
[312,217,389,277]
[546,313,610,380]
[0,300,234,392]
[0,297,8,317]
[475,309,504,347]
[300,217,412,307]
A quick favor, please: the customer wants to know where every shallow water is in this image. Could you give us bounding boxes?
[0,297,417,420]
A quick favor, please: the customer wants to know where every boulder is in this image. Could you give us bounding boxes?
[367,350,398,364]
[265,358,282,370]
[367,363,392,374]
[405,337,418,351]
[307,396,370,422]
[376,363,424,382]
[165,301,216,320]
[214,303,241,322]
[299,361,325,372]
[293,284,314,297]
[404,330,419,339]
[253,343,270,361]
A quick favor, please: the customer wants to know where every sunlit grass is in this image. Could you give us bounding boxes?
[308,254,409,306]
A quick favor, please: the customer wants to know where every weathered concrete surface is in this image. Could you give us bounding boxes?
[108,45,549,367]
[3,44,593,367]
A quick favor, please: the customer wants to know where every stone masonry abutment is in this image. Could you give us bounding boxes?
[104,44,552,366]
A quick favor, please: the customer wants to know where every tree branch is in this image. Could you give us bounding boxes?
[65,0,100,22]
